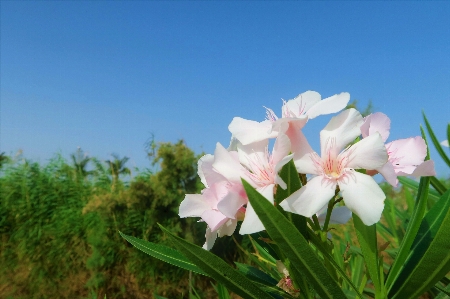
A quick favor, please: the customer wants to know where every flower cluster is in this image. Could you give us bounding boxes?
[180,91,436,249]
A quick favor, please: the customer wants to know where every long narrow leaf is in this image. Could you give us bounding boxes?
[158,224,274,299]
[242,179,348,299]
[398,176,440,201]
[388,190,450,298]
[423,112,450,167]
[119,231,208,276]
[385,176,431,289]
[430,176,448,195]
[353,214,384,297]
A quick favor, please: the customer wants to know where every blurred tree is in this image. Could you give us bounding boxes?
[70,147,93,179]
[105,154,131,187]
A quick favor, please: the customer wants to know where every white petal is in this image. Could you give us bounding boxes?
[237,139,269,170]
[346,133,388,170]
[376,161,399,187]
[217,219,238,237]
[239,201,266,234]
[198,154,224,188]
[229,117,277,145]
[320,108,364,154]
[203,226,217,250]
[360,112,391,142]
[307,92,351,119]
[179,194,210,218]
[280,176,336,217]
[283,91,321,117]
[272,133,292,165]
[274,154,294,189]
[288,126,320,175]
[441,140,449,147]
[212,143,243,183]
[339,171,385,226]
[239,185,274,234]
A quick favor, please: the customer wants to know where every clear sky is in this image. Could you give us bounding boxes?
[1,1,449,177]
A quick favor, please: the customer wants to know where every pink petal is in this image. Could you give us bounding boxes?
[361,112,391,142]
[386,137,428,175]
[201,209,229,232]
[376,161,399,187]
[320,108,364,154]
[346,133,388,170]
[217,186,248,219]
[402,160,436,177]
[179,194,210,218]
[280,175,337,217]
[307,92,350,119]
[339,171,385,226]
[274,154,294,190]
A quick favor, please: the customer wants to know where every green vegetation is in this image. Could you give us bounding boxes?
[0,141,228,298]
[1,138,448,298]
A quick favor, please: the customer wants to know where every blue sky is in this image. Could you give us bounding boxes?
[1,1,449,176]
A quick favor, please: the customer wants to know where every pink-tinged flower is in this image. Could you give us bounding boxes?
[233,134,293,234]
[280,109,389,226]
[179,144,247,250]
[228,91,350,145]
[361,112,436,187]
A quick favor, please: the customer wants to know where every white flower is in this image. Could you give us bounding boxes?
[280,109,388,225]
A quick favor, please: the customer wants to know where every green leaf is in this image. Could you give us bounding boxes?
[274,159,302,204]
[353,214,384,297]
[388,189,450,298]
[398,176,440,201]
[275,159,309,238]
[423,111,450,167]
[385,175,431,289]
[242,179,348,299]
[430,176,448,195]
[234,262,278,286]
[119,231,208,276]
[215,283,231,299]
[158,224,274,299]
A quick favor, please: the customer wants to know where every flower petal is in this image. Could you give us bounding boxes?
[386,137,428,175]
[376,160,399,187]
[217,186,248,219]
[203,226,217,250]
[280,175,336,217]
[346,133,388,170]
[339,171,385,226]
[179,194,210,218]
[402,160,436,177]
[212,143,243,183]
[441,140,449,147]
[201,209,229,232]
[272,133,292,166]
[218,219,238,237]
[283,91,321,118]
[306,92,350,119]
[360,112,391,142]
[288,126,320,175]
[320,108,364,154]
[239,185,274,234]
[229,117,277,145]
